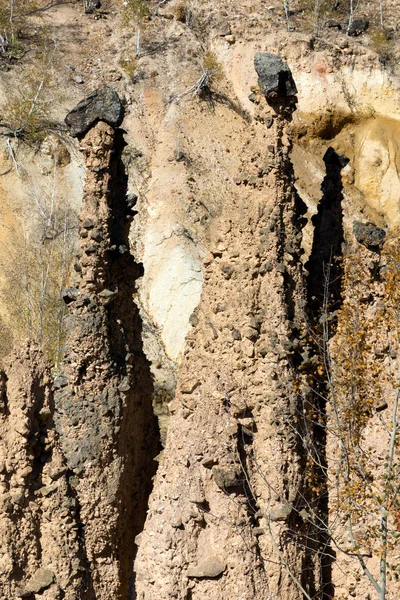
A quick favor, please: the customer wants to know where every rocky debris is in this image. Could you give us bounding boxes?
[53,375,68,389]
[61,287,79,304]
[15,588,32,598]
[82,217,95,229]
[72,74,85,84]
[326,19,342,29]
[98,288,118,303]
[187,556,226,578]
[25,568,55,593]
[353,221,386,249]
[65,87,124,137]
[254,52,297,106]
[347,18,369,35]
[265,115,274,128]
[212,465,242,489]
[270,502,293,522]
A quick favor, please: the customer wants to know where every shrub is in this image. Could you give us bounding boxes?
[0,0,39,59]
[0,164,77,368]
[1,47,56,143]
[121,0,150,56]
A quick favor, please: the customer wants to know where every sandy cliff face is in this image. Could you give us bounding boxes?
[0,1,399,599]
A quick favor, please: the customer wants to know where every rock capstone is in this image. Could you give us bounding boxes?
[254,52,297,105]
[65,87,124,137]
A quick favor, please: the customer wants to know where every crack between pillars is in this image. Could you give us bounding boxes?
[106,129,163,599]
[301,146,349,600]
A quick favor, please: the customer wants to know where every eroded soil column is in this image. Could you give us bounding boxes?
[134,56,314,600]
[55,121,159,600]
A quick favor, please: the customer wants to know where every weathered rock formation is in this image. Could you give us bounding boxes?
[0,2,400,597]
[54,119,159,599]
[0,100,160,600]
[134,63,321,600]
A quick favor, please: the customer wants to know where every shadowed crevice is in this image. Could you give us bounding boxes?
[106,129,161,599]
[303,146,348,600]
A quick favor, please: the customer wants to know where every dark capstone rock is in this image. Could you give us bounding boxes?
[248,92,257,103]
[62,287,79,304]
[353,221,386,249]
[254,52,297,105]
[347,18,369,36]
[65,87,124,137]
